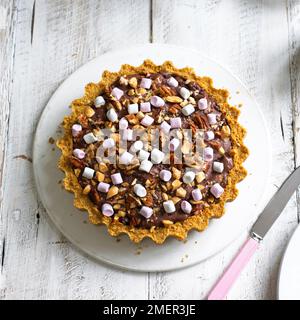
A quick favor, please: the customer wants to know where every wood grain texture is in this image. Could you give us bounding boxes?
[1,0,300,300]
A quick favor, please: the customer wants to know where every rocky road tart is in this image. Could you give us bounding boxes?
[57,60,248,244]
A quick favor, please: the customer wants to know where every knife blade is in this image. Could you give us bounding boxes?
[251,165,300,241]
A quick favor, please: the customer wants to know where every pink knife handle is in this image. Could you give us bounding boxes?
[207,237,259,300]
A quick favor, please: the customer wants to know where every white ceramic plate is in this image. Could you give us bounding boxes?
[278,223,300,300]
[33,44,271,272]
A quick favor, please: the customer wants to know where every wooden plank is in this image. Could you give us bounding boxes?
[1,0,150,299]
[151,0,298,300]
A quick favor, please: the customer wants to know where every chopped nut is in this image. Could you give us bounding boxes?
[117,210,126,217]
[107,186,119,199]
[172,167,182,179]
[83,185,91,195]
[137,88,147,95]
[136,111,145,120]
[131,178,137,185]
[176,187,187,198]
[172,179,182,190]
[74,169,81,177]
[113,204,121,210]
[128,89,135,96]
[99,162,108,173]
[162,219,174,226]
[162,193,169,201]
[219,147,225,155]
[161,184,167,191]
[180,100,189,107]
[165,96,183,103]
[126,114,139,125]
[196,172,206,183]
[222,125,231,137]
[119,76,128,85]
[172,196,181,204]
[85,107,95,118]
[129,77,138,88]
[150,226,156,233]
[96,171,105,182]
[188,96,196,104]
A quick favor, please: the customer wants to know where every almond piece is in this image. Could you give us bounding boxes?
[96,171,105,182]
[99,162,108,173]
[85,107,95,118]
[222,125,231,137]
[162,219,174,226]
[162,193,169,201]
[172,167,182,180]
[107,186,119,199]
[176,187,186,198]
[196,172,206,183]
[165,96,183,103]
[172,196,181,204]
[83,185,91,195]
[129,77,138,88]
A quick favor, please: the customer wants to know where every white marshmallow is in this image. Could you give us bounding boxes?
[167,76,178,87]
[213,161,224,173]
[119,151,134,165]
[102,203,114,217]
[150,95,165,107]
[97,182,110,193]
[179,87,190,100]
[122,128,133,141]
[163,200,176,213]
[83,132,98,144]
[73,148,85,159]
[160,121,171,134]
[130,141,144,153]
[205,131,215,141]
[192,188,202,201]
[170,138,180,151]
[151,148,165,164]
[128,103,139,114]
[203,147,214,161]
[72,124,82,137]
[140,78,152,89]
[119,118,128,130]
[182,104,195,116]
[170,117,182,128]
[138,149,150,161]
[111,87,124,100]
[111,173,123,185]
[95,96,105,108]
[139,160,153,173]
[102,138,115,149]
[139,206,153,219]
[210,183,224,198]
[82,167,94,179]
[183,171,196,184]
[140,102,151,113]
[198,98,208,110]
[134,184,147,197]
[181,200,192,214]
[159,170,172,182]
[208,113,217,124]
[106,108,118,122]
[141,115,154,127]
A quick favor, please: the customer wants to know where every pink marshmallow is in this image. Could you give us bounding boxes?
[160,121,171,134]
[181,200,192,214]
[159,170,172,182]
[170,117,182,128]
[140,102,151,113]
[192,188,202,201]
[210,183,224,198]
[204,131,215,141]
[203,147,213,161]
[97,182,110,193]
[72,124,82,137]
[150,95,165,107]
[102,203,114,217]
[111,173,123,185]
[139,206,153,219]
[73,148,85,159]
[141,115,154,127]
[198,98,208,110]
[140,78,152,89]
[208,113,217,124]
[111,87,124,100]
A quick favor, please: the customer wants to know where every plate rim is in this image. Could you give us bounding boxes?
[32,43,272,272]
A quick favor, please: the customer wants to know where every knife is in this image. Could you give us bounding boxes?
[207,166,300,300]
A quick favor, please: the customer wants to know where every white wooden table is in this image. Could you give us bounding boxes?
[1,0,300,300]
